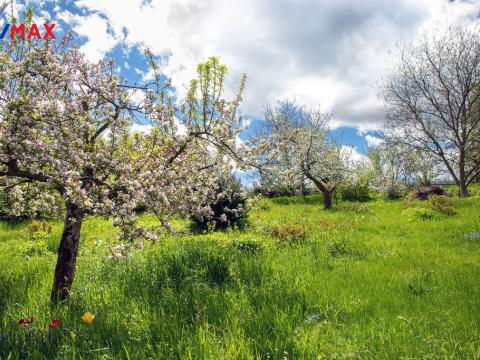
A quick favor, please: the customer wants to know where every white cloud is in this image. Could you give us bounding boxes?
[57,10,120,62]
[365,134,384,147]
[341,145,368,163]
[57,0,480,130]
[130,123,152,134]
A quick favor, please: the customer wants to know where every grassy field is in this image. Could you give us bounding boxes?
[0,194,479,359]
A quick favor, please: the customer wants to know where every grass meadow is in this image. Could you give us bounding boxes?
[0,193,479,359]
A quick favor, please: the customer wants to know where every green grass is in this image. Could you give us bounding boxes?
[0,195,479,359]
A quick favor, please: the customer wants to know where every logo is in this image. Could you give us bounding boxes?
[0,23,56,40]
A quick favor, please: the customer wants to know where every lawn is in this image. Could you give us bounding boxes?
[0,194,479,359]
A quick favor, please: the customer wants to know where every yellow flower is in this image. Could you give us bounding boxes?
[81,312,95,325]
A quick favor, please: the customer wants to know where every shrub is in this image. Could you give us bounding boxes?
[22,242,49,258]
[411,186,451,200]
[383,184,404,200]
[191,175,250,231]
[429,195,456,215]
[326,238,361,258]
[338,177,370,202]
[26,220,52,241]
[267,223,307,245]
[402,207,436,221]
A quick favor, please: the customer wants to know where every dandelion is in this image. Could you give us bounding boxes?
[81,312,95,325]
[49,319,60,329]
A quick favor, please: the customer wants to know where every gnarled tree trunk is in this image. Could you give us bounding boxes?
[459,182,469,198]
[51,202,84,303]
[323,189,333,209]
[305,172,336,209]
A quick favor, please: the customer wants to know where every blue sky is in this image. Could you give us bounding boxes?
[3,0,480,159]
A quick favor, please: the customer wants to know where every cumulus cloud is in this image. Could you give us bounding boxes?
[57,9,120,62]
[365,134,384,147]
[47,0,480,130]
[341,145,368,163]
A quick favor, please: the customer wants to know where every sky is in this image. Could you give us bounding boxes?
[4,0,480,159]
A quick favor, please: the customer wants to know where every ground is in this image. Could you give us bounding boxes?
[0,193,479,359]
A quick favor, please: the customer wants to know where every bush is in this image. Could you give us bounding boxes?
[191,175,250,231]
[383,184,404,200]
[411,186,451,200]
[429,195,456,215]
[228,239,263,254]
[402,207,436,221]
[326,238,363,258]
[26,220,52,241]
[338,177,370,202]
[267,223,307,245]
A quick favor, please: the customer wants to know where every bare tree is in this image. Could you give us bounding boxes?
[382,27,480,197]
[255,99,346,209]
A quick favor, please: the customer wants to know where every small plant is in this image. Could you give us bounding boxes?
[402,207,436,221]
[22,242,49,258]
[26,220,52,241]
[228,239,263,254]
[342,202,370,213]
[268,223,307,245]
[326,238,363,258]
[405,271,434,296]
[429,195,456,215]
[319,219,339,229]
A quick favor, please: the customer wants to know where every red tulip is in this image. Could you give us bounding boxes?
[49,319,60,329]
[18,316,34,326]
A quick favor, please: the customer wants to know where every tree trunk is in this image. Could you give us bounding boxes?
[459,182,469,198]
[323,189,333,209]
[51,202,84,303]
[458,158,469,197]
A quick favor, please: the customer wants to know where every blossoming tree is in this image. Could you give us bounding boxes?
[254,99,346,209]
[0,35,249,302]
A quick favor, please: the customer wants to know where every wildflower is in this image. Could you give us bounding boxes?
[18,316,34,327]
[49,319,60,329]
[81,312,95,325]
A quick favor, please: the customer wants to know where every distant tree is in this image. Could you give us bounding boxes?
[255,99,346,209]
[368,141,408,198]
[368,140,444,198]
[0,22,248,302]
[338,156,373,202]
[382,27,480,197]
